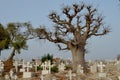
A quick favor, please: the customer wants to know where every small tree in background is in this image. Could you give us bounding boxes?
[41,53,53,64]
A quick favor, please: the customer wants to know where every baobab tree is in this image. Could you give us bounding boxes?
[36,3,110,73]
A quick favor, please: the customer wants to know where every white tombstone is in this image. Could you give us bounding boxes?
[41,61,52,75]
[116,60,120,71]
[13,74,18,80]
[118,76,120,80]
[40,75,44,80]
[4,74,10,80]
[66,70,76,80]
[90,63,97,73]
[9,69,14,79]
[23,72,32,78]
[58,62,65,72]
[20,60,25,72]
[0,60,4,72]
[48,60,52,74]
[97,62,106,78]
[97,62,105,73]
[13,61,18,72]
[26,62,32,72]
[77,65,83,74]
[34,60,39,72]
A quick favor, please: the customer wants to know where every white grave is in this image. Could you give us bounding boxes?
[34,60,39,72]
[97,62,106,78]
[66,70,76,80]
[9,69,14,79]
[4,74,10,80]
[26,62,32,72]
[23,72,32,78]
[20,60,25,72]
[0,60,4,72]
[118,76,120,80]
[13,60,18,72]
[40,75,44,80]
[90,63,97,73]
[41,61,52,75]
[58,62,65,72]
[77,65,83,74]
[97,62,105,73]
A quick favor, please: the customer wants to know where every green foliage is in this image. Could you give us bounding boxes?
[51,66,58,73]
[37,65,43,71]
[41,53,53,63]
[0,24,10,53]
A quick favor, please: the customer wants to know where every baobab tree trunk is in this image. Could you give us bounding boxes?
[71,46,87,73]
[4,48,15,74]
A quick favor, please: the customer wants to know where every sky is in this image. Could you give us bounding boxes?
[0,0,120,61]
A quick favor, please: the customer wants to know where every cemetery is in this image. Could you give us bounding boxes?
[0,58,120,80]
[0,0,120,80]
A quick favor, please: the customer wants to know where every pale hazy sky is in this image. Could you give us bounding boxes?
[0,0,120,60]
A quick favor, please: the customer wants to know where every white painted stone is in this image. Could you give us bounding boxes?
[77,65,83,74]
[42,70,49,75]
[20,68,25,72]
[34,60,39,72]
[4,74,10,80]
[90,63,97,73]
[13,60,18,72]
[97,62,105,72]
[58,62,65,72]
[23,72,32,78]
[98,72,106,78]
[66,70,76,80]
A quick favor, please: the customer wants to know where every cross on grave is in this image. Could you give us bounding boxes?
[4,74,10,80]
[0,60,4,74]
[9,69,14,79]
[77,65,83,74]
[40,75,44,80]
[97,62,105,73]
[41,62,47,70]
[26,62,32,72]
[58,62,65,72]
[34,60,39,72]
[47,60,52,74]
[66,70,76,80]
[13,61,18,72]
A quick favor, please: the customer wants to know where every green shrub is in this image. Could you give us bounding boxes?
[51,66,58,73]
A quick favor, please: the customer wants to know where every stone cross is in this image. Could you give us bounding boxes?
[0,60,4,73]
[66,70,76,80]
[34,60,39,72]
[40,75,44,80]
[4,74,10,80]
[48,60,52,74]
[77,65,83,74]
[58,62,65,72]
[97,62,105,72]
[14,61,18,72]
[26,62,32,72]
[41,62,47,70]
[9,69,13,79]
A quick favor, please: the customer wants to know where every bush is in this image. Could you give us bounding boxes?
[51,66,58,73]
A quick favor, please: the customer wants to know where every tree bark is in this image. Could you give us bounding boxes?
[3,48,15,74]
[71,46,87,73]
